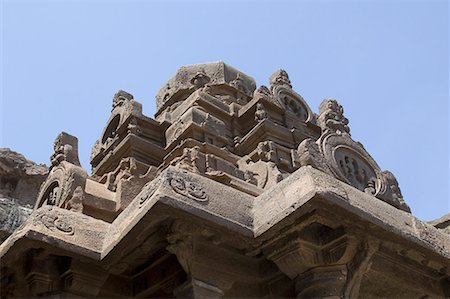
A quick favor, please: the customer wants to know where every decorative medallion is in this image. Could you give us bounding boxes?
[37,213,75,236]
[321,133,382,194]
[169,176,208,202]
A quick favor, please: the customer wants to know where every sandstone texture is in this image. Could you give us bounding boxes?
[1,62,449,298]
[0,149,47,242]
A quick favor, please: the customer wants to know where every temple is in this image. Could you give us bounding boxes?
[1,62,449,298]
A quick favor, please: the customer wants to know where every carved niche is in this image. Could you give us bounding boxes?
[91,90,143,167]
[269,70,313,124]
[36,133,87,211]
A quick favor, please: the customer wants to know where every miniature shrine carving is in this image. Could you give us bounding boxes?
[1,62,448,299]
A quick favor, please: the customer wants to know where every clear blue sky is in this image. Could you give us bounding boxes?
[1,0,448,221]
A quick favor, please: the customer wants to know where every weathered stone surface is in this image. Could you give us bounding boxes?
[429,213,450,235]
[1,62,449,298]
[0,148,48,242]
[0,148,47,206]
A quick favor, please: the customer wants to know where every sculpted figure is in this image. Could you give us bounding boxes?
[190,71,210,89]
[127,118,141,135]
[67,186,84,213]
[364,178,377,195]
[318,99,350,135]
[255,103,268,121]
[112,90,133,110]
[230,73,248,94]
[46,186,59,206]
[172,146,201,173]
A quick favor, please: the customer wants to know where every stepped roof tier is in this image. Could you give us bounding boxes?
[1,62,449,298]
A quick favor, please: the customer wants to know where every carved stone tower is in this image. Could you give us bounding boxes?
[1,62,449,298]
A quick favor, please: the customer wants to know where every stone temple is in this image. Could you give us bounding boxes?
[1,62,449,298]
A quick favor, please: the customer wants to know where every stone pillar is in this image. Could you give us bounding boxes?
[173,277,225,299]
[265,222,378,298]
[166,220,235,298]
[24,250,63,297]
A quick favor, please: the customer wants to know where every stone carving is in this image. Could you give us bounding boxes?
[318,132,412,212]
[36,132,89,212]
[318,99,350,135]
[50,132,81,169]
[169,176,208,202]
[269,69,292,90]
[344,239,379,298]
[190,71,210,89]
[255,103,268,121]
[282,94,309,121]
[253,85,272,99]
[112,90,133,110]
[3,63,444,299]
[171,146,201,173]
[90,140,103,162]
[102,114,120,149]
[364,178,377,195]
[43,182,60,206]
[296,138,332,175]
[338,153,371,190]
[166,220,195,273]
[268,70,312,123]
[138,178,161,208]
[230,72,248,94]
[378,170,411,212]
[323,135,381,194]
[257,141,277,162]
[39,172,75,210]
[127,117,141,135]
[36,212,75,236]
[66,186,84,213]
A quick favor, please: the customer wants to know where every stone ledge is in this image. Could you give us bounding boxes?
[0,206,109,262]
[254,166,450,261]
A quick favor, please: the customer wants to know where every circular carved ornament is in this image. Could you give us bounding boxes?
[37,213,75,236]
[320,134,382,194]
[169,176,208,202]
[272,85,313,123]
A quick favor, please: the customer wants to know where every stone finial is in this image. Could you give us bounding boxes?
[112,90,133,110]
[50,132,80,169]
[318,99,350,135]
[269,69,292,90]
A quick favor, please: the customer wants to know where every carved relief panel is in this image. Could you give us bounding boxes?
[335,146,378,193]
[320,134,382,194]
